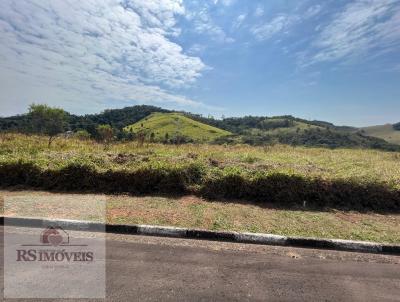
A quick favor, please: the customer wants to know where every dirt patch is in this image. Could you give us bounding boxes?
[334,212,363,224]
[110,153,150,164]
[107,208,161,221]
[178,195,204,206]
[286,251,302,259]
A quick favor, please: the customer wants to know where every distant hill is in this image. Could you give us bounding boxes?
[124,112,231,143]
[183,114,357,133]
[361,124,400,145]
[0,105,169,137]
[0,104,399,151]
[187,114,399,151]
[68,105,170,136]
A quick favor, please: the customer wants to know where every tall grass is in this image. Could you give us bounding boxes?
[1,133,399,212]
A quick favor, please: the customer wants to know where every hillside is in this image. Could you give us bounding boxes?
[205,116,400,151]
[124,112,231,143]
[361,124,400,145]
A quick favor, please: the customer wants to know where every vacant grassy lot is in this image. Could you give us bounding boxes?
[1,190,399,243]
[1,133,400,212]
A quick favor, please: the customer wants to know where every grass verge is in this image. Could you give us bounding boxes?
[1,190,399,244]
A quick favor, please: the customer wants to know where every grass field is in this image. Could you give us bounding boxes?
[1,133,400,212]
[1,190,399,243]
[362,124,400,145]
[124,112,231,142]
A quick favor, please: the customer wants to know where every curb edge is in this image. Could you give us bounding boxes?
[1,216,399,255]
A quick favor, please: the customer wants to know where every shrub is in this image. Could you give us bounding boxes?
[74,130,91,140]
[0,161,399,212]
[96,124,114,146]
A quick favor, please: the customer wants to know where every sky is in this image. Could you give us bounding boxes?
[0,0,399,126]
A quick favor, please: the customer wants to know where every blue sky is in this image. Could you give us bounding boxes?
[0,0,399,126]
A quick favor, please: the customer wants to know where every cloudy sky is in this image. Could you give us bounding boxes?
[0,0,399,126]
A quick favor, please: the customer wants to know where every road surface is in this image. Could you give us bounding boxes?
[1,226,399,301]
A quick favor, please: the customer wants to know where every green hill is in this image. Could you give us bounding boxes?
[124,112,231,143]
[361,124,400,145]
[209,116,400,151]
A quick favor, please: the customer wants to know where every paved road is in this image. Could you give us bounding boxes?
[1,227,399,301]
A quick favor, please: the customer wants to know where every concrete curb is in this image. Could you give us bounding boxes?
[1,216,399,255]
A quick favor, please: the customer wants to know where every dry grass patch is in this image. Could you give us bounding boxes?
[1,190,399,244]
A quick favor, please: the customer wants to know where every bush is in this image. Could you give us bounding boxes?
[200,171,400,212]
[74,130,91,140]
[2,161,398,213]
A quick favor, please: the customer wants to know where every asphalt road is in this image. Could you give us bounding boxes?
[1,227,399,301]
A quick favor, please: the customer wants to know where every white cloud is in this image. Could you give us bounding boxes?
[254,6,264,17]
[187,43,207,55]
[186,5,234,43]
[251,15,297,41]
[309,0,400,64]
[249,3,323,42]
[0,0,207,115]
[249,2,325,42]
[304,5,322,19]
[233,14,247,29]
[214,0,236,6]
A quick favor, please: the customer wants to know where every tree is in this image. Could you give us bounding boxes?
[28,104,67,147]
[96,124,114,147]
